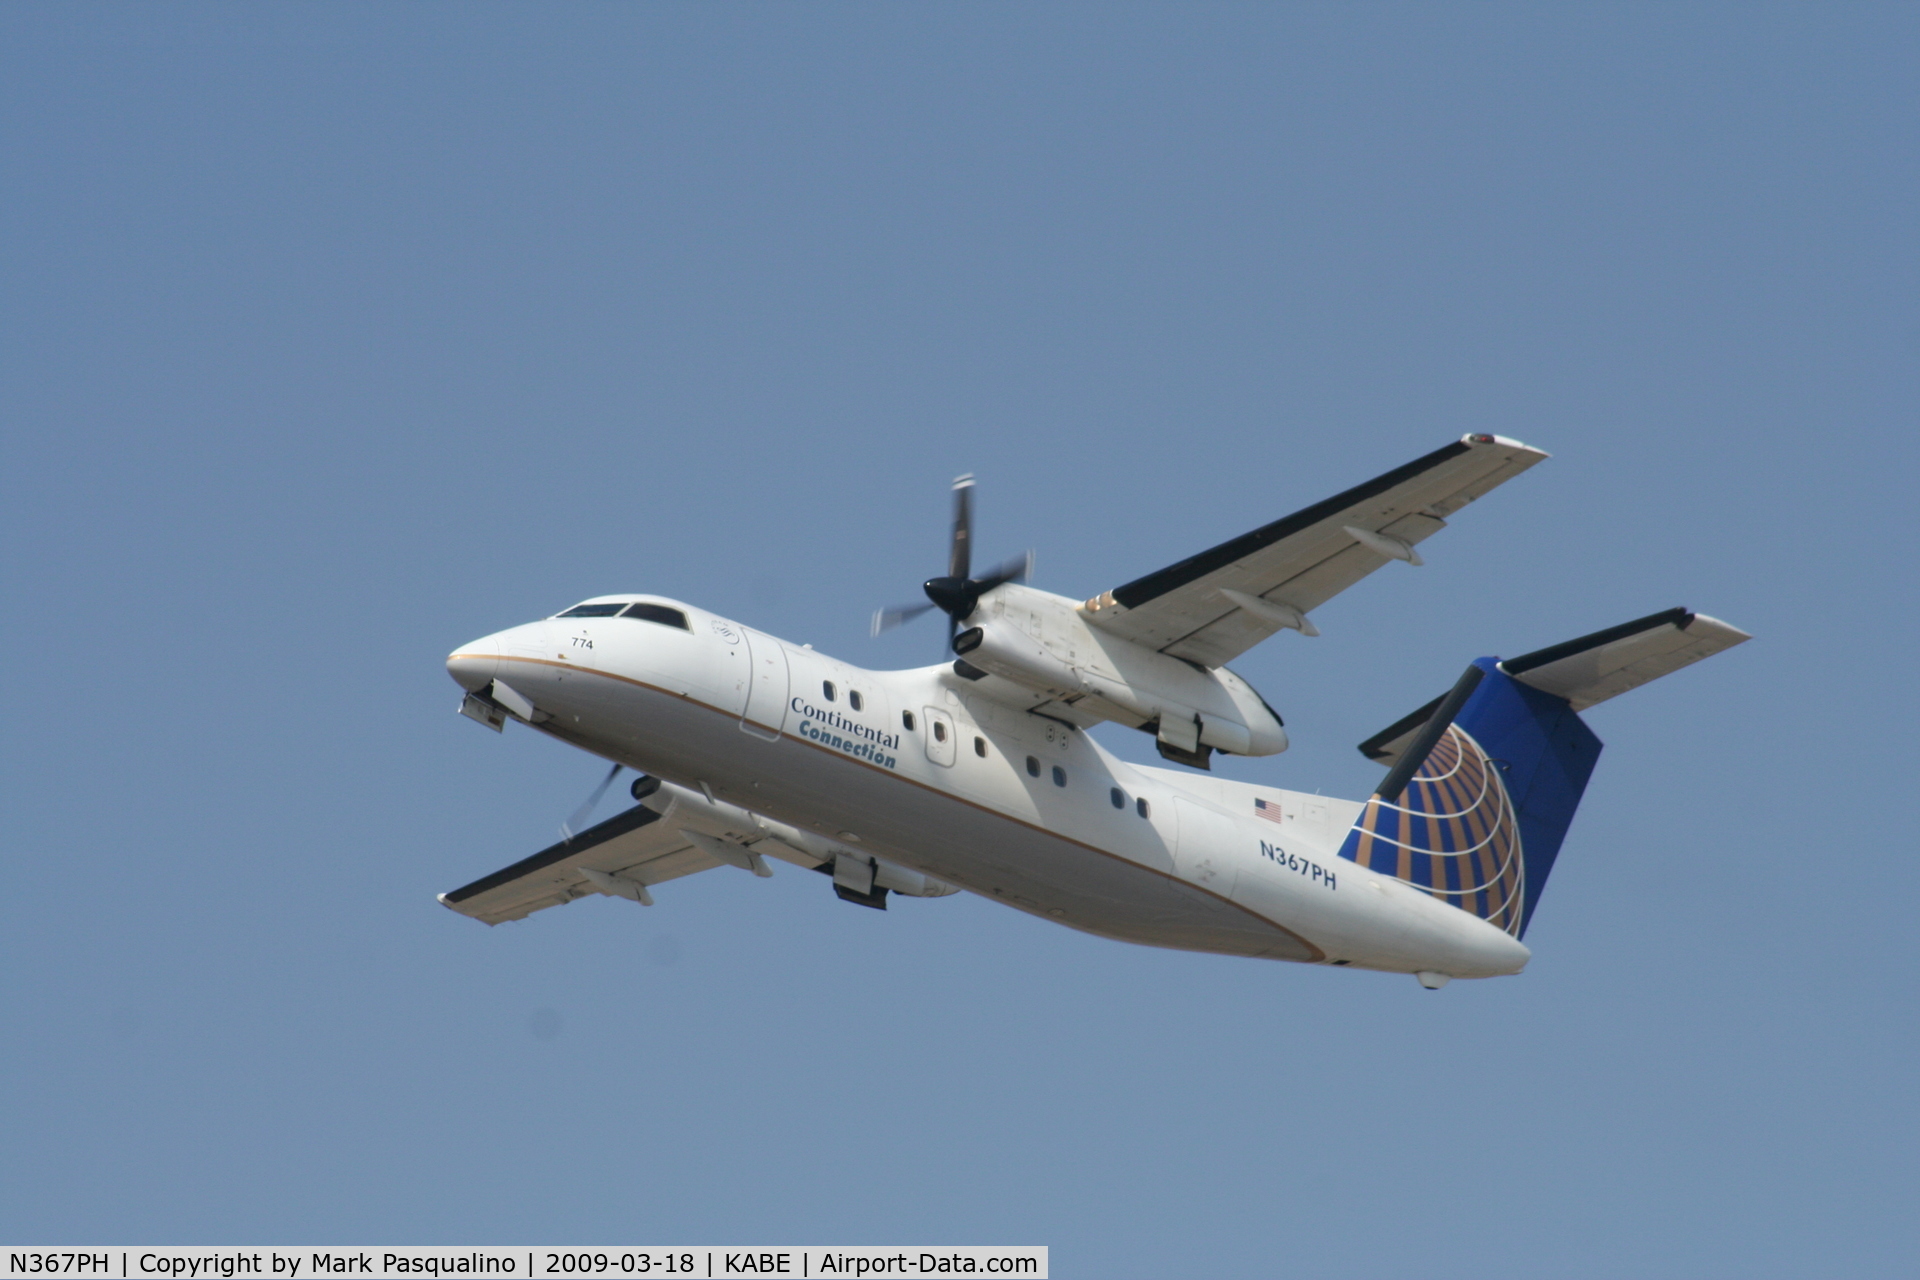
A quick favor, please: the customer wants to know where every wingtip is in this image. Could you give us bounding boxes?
[1463,431,1551,461]
[1682,612,1753,645]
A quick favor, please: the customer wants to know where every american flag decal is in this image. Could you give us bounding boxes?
[1254,798,1284,824]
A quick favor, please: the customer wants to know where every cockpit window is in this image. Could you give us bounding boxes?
[621,602,690,631]
[557,603,626,618]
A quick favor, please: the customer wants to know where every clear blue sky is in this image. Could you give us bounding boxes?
[2,5,1914,1275]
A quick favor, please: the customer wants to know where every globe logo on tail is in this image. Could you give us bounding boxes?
[1342,725,1526,937]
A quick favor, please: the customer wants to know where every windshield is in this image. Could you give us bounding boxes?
[622,602,689,630]
[554,601,692,631]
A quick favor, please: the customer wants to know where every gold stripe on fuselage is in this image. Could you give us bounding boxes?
[493,654,1326,961]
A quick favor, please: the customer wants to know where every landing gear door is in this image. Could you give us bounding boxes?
[741,629,789,740]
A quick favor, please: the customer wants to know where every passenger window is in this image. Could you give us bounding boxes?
[619,602,690,630]
[1052,766,1067,788]
[1136,797,1151,819]
[902,711,916,732]
[974,736,987,758]
[558,603,626,618]
[823,681,836,702]
[933,721,947,743]
[849,690,864,711]
[1026,756,1040,778]
[1110,787,1125,809]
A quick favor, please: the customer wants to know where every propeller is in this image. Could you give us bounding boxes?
[871,474,1033,652]
[560,761,624,841]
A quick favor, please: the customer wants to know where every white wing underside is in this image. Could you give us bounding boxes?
[1081,435,1548,668]
[439,796,812,925]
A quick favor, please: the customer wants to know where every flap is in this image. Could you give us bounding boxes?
[1081,434,1547,667]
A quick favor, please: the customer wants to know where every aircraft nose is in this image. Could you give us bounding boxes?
[446,636,500,692]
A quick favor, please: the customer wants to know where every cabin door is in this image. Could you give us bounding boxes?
[740,629,789,740]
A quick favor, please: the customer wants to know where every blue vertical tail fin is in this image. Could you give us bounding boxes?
[1342,609,1749,938]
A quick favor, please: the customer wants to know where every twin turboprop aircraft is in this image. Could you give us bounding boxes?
[441,435,1747,987]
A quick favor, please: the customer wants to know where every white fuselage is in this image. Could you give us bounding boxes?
[447,596,1531,980]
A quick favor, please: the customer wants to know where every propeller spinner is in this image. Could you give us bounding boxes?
[872,474,1033,652]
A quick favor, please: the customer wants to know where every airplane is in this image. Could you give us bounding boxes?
[440,435,1747,987]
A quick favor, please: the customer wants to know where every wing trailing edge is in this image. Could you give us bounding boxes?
[1082,434,1548,668]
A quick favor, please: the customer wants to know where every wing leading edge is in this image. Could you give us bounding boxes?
[440,795,772,925]
[1081,434,1547,667]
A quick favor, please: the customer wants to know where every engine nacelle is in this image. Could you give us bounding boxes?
[954,616,1287,759]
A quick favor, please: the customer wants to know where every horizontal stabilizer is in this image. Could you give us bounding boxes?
[1372,663,1485,800]
[1358,694,1447,767]
[1359,607,1750,765]
[1499,608,1750,712]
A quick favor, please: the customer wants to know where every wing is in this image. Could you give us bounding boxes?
[439,795,802,925]
[1081,434,1548,667]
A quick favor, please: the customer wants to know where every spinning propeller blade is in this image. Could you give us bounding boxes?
[872,601,938,636]
[973,550,1035,594]
[869,474,1032,653]
[561,762,624,840]
[949,474,973,580]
